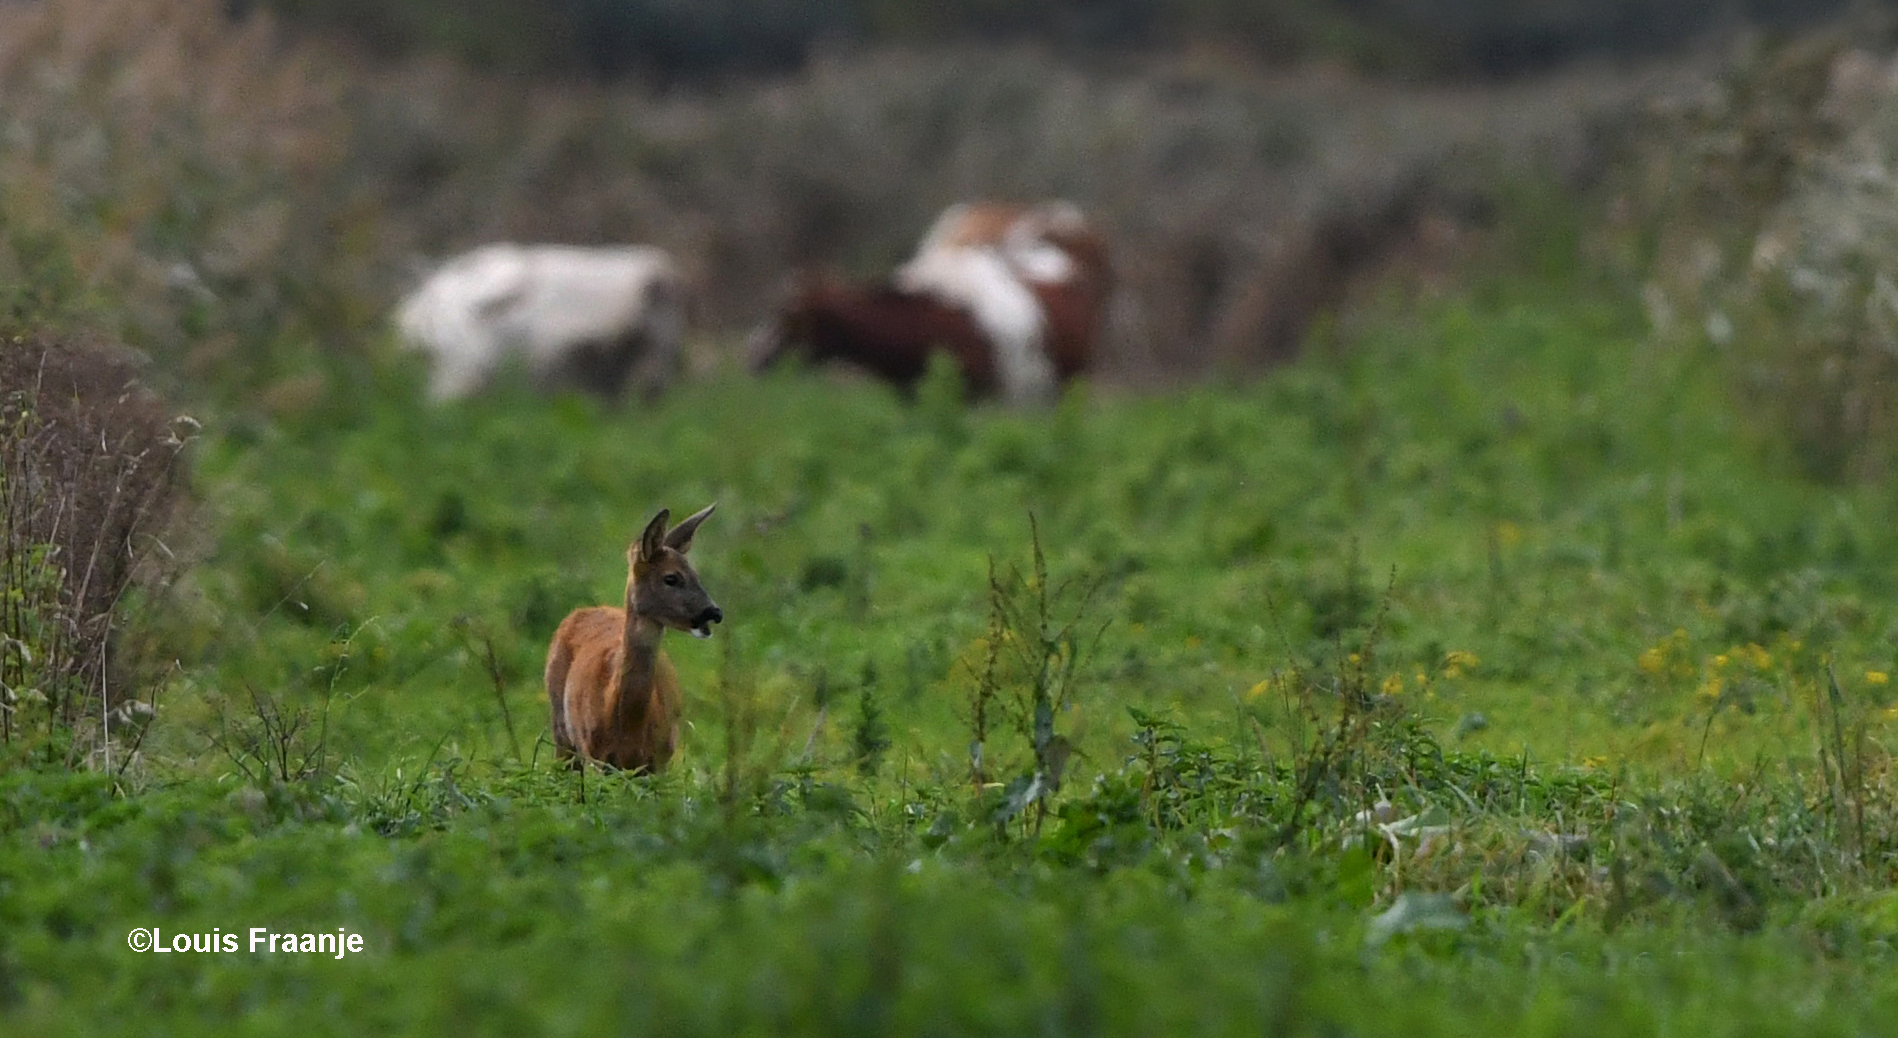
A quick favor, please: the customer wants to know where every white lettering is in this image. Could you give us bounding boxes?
[144,926,364,957]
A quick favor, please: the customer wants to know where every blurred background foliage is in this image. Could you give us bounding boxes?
[7,0,1898,477]
[242,0,1875,81]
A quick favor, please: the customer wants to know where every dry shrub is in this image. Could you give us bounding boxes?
[0,331,193,764]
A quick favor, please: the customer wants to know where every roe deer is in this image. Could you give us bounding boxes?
[544,504,721,771]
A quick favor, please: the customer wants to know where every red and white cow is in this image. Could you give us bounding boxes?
[750,202,1111,404]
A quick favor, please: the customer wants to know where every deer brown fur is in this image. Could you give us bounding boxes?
[544,504,721,771]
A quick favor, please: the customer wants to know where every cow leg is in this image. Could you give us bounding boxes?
[625,330,682,402]
[427,350,492,401]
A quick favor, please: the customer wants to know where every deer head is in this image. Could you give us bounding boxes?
[627,504,723,639]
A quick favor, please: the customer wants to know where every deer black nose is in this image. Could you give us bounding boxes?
[698,605,724,626]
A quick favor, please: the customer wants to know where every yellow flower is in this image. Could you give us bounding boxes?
[1638,646,1667,676]
[1697,677,1724,703]
[1246,679,1273,701]
[1742,643,1772,671]
[1381,674,1404,697]
[1867,671,1890,686]
[1712,653,1730,671]
[1442,651,1479,679]
[1581,755,1607,770]
[1884,705,1898,723]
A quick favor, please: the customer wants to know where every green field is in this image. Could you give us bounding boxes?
[8,231,1898,1034]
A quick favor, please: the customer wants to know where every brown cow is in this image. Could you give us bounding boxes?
[746,277,1001,395]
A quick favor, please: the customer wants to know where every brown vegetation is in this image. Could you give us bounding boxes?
[0,332,192,762]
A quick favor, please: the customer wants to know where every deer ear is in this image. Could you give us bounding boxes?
[634,508,670,564]
[665,503,716,553]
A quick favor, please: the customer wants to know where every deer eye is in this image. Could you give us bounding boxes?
[663,573,683,588]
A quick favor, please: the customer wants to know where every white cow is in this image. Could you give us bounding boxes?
[396,244,685,402]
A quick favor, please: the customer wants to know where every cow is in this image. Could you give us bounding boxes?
[396,244,685,402]
[745,275,1000,396]
[749,202,1112,405]
[909,200,1098,285]
[897,201,1112,402]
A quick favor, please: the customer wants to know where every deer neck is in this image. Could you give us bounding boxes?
[611,601,666,729]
